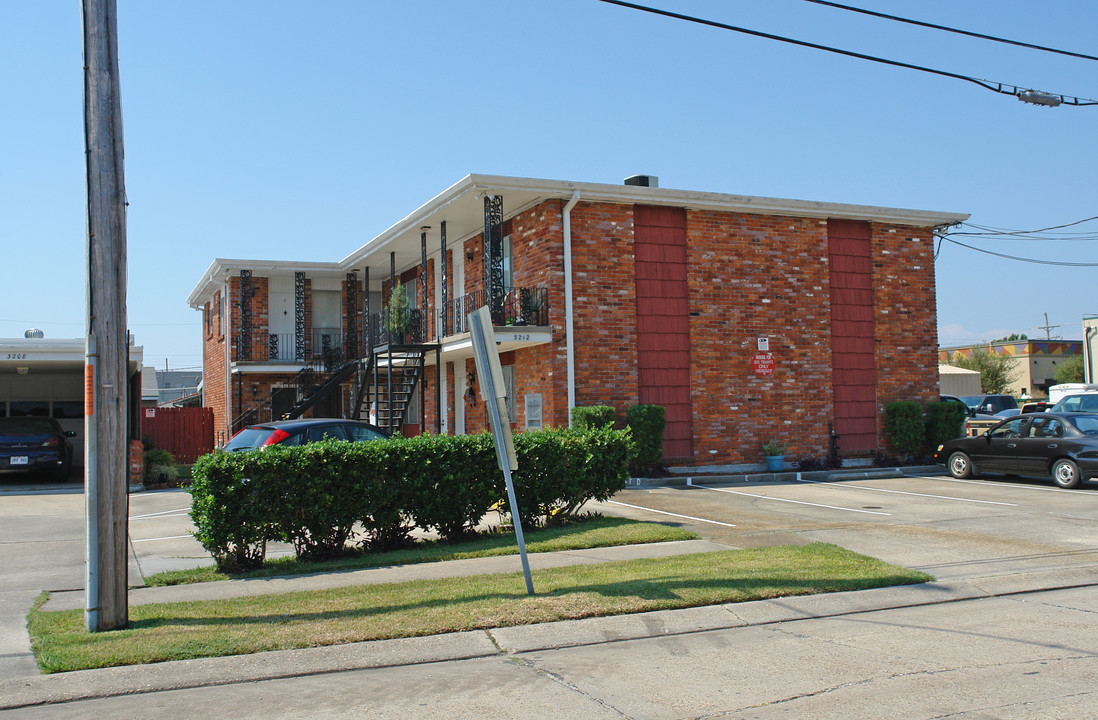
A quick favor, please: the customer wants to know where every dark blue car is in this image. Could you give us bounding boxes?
[0,417,76,480]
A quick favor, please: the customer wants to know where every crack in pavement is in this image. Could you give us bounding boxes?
[508,656,636,719]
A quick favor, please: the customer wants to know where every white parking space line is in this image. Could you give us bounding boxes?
[914,474,1098,496]
[794,478,1017,506]
[131,535,194,544]
[130,508,191,520]
[689,482,891,515]
[607,500,737,527]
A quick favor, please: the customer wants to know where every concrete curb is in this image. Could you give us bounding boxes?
[5,572,1095,712]
[626,465,945,488]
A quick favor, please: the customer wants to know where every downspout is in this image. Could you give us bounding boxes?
[563,191,580,426]
[1086,326,1096,384]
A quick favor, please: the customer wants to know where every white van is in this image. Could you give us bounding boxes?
[1047,383,1098,404]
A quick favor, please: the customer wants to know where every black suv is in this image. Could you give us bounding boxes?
[958,394,1018,416]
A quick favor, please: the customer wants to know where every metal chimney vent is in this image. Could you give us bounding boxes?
[624,174,658,188]
[24,328,44,338]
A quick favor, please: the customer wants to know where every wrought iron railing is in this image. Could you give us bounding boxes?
[234,330,358,363]
[365,287,548,347]
[229,353,359,435]
[441,286,549,336]
[366,308,429,348]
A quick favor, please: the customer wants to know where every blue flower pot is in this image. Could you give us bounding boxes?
[765,455,784,472]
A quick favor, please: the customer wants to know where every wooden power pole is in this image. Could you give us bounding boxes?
[83,0,129,632]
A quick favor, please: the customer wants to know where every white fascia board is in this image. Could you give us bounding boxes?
[336,174,968,275]
[464,174,970,228]
[186,258,345,308]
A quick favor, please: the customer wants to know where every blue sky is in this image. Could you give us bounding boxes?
[3,1,1097,370]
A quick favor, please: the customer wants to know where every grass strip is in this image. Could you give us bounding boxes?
[145,516,698,586]
[30,543,932,673]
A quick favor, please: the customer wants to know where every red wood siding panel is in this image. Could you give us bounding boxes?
[634,205,692,460]
[828,220,877,452]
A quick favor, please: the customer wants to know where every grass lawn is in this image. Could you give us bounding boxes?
[29,543,932,673]
[146,515,699,586]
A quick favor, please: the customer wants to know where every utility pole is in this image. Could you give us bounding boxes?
[1038,312,1062,341]
[83,0,129,632]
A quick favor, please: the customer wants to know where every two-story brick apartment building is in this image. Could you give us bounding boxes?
[188,174,967,464]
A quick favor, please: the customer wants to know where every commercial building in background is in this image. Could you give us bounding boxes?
[1083,315,1098,384]
[0,332,144,472]
[939,340,1084,399]
[188,174,966,466]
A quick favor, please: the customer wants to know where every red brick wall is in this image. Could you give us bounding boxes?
[202,289,229,444]
[686,211,834,464]
[200,199,941,465]
[568,203,639,423]
[872,223,939,449]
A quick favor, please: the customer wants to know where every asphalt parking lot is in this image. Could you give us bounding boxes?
[601,471,1098,582]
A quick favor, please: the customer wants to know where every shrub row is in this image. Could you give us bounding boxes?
[190,428,635,572]
[884,399,968,458]
[570,404,666,473]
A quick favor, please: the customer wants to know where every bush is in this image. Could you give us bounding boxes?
[924,400,967,450]
[403,433,497,541]
[794,454,843,472]
[143,448,176,485]
[190,452,272,572]
[884,400,924,457]
[188,428,635,568]
[571,405,615,430]
[625,404,664,472]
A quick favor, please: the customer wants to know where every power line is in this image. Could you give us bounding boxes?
[597,0,1098,106]
[942,217,1098,242]
[799,0,1098,63]
[940,237,1098,266]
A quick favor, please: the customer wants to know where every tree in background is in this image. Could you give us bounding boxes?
[993,333,1028,342]
[1054,354,1085,385]
[947,346,1015,394]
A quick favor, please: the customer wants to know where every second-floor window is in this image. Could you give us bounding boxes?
[313,290,341,332]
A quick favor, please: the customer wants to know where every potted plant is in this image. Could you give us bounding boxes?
[762,438,789,472]
[386,281,412,343]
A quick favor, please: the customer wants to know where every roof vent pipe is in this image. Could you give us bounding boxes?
[624,174,658,188]
[24,328,44,338]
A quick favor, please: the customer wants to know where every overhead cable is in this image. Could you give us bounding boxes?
[597,0,1098,106]
[940,237,1098,266]
[800,0,1098,63]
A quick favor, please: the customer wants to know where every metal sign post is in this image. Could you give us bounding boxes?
[468,306,533,595]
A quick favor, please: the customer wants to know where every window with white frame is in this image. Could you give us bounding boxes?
[502,364,515,422]
[524,393,542,430]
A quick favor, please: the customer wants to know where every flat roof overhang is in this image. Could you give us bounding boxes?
[188,174,970,307]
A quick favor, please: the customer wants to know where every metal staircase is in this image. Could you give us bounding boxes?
[353,351,426,435]
[229,355,360,435]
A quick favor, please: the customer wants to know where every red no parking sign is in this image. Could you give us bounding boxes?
[752,352,775,376]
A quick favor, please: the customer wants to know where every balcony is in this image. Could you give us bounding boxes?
[366,286,549,348]
[234,330,358,365]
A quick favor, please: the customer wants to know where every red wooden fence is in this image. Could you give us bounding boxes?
[141,406,214,464]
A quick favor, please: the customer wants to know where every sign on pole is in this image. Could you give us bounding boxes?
[468,306,533,595]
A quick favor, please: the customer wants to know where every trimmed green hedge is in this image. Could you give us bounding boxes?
[570,405,615,429]
[924,400,967,450]
[884,400,924,457]
[626,404,665,471]
[190,428,635,572]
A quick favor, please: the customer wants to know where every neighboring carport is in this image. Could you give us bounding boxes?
[0,335,144,475]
